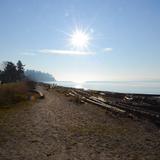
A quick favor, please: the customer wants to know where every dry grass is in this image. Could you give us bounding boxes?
[0,82,32,106]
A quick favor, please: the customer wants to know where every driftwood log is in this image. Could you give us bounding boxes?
[84,97,126,114]
[68,89,126,114]
[29,89,45,99]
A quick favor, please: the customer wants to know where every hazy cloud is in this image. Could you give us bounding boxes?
[103,48,113,53]
[39,49,94,55]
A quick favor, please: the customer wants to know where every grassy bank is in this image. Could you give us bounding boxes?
[0,81,35,106]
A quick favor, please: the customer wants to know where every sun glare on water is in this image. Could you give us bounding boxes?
[69,29,90,49]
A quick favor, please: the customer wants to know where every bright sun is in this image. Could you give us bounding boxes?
[70,29,90,49]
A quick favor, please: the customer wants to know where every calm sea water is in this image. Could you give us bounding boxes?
[45,81,160,95]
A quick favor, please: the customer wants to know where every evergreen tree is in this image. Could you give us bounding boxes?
[17,60,25,80]
[0,70,3,83]
[3,62,17,82]
[0,60,25,83]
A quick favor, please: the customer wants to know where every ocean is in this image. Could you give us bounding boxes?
[45,81,160,95]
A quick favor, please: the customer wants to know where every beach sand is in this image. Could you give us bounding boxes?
[0,84,160,160]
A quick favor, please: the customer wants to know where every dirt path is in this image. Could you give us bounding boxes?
[0,86,160,160]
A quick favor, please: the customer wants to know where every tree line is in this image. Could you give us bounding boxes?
[0,60,55,83]
[0,61,25,83]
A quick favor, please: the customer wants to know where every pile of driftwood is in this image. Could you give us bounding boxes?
[66,89,126,114]
[66,89,160,125]
[75,93,123,113]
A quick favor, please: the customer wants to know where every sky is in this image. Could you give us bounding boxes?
[0,0,160,82]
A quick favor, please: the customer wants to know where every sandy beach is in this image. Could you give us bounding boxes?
[0,84,160,160]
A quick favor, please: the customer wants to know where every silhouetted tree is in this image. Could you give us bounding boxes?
[3,62,17,82]
[0,70,3,83]
[0,61,26,83]
[17,60,25,80]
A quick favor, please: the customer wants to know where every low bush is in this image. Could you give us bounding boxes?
[0,82,32,106]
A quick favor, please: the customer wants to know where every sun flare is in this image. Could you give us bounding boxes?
[69,29,90,49]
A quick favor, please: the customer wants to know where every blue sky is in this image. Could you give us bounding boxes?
[0,0,160,82]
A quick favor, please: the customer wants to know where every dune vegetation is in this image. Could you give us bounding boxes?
[0,82,35,107]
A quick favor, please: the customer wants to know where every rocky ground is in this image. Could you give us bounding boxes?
[0,85,160,160]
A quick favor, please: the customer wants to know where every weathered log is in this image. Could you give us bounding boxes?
[74,89,90,96]
[68,92,76,97]
[100,92,105,96]
[30,89,44,99]
[71,90,79,96]
[90,96,106,103]
[83,97,126,114]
